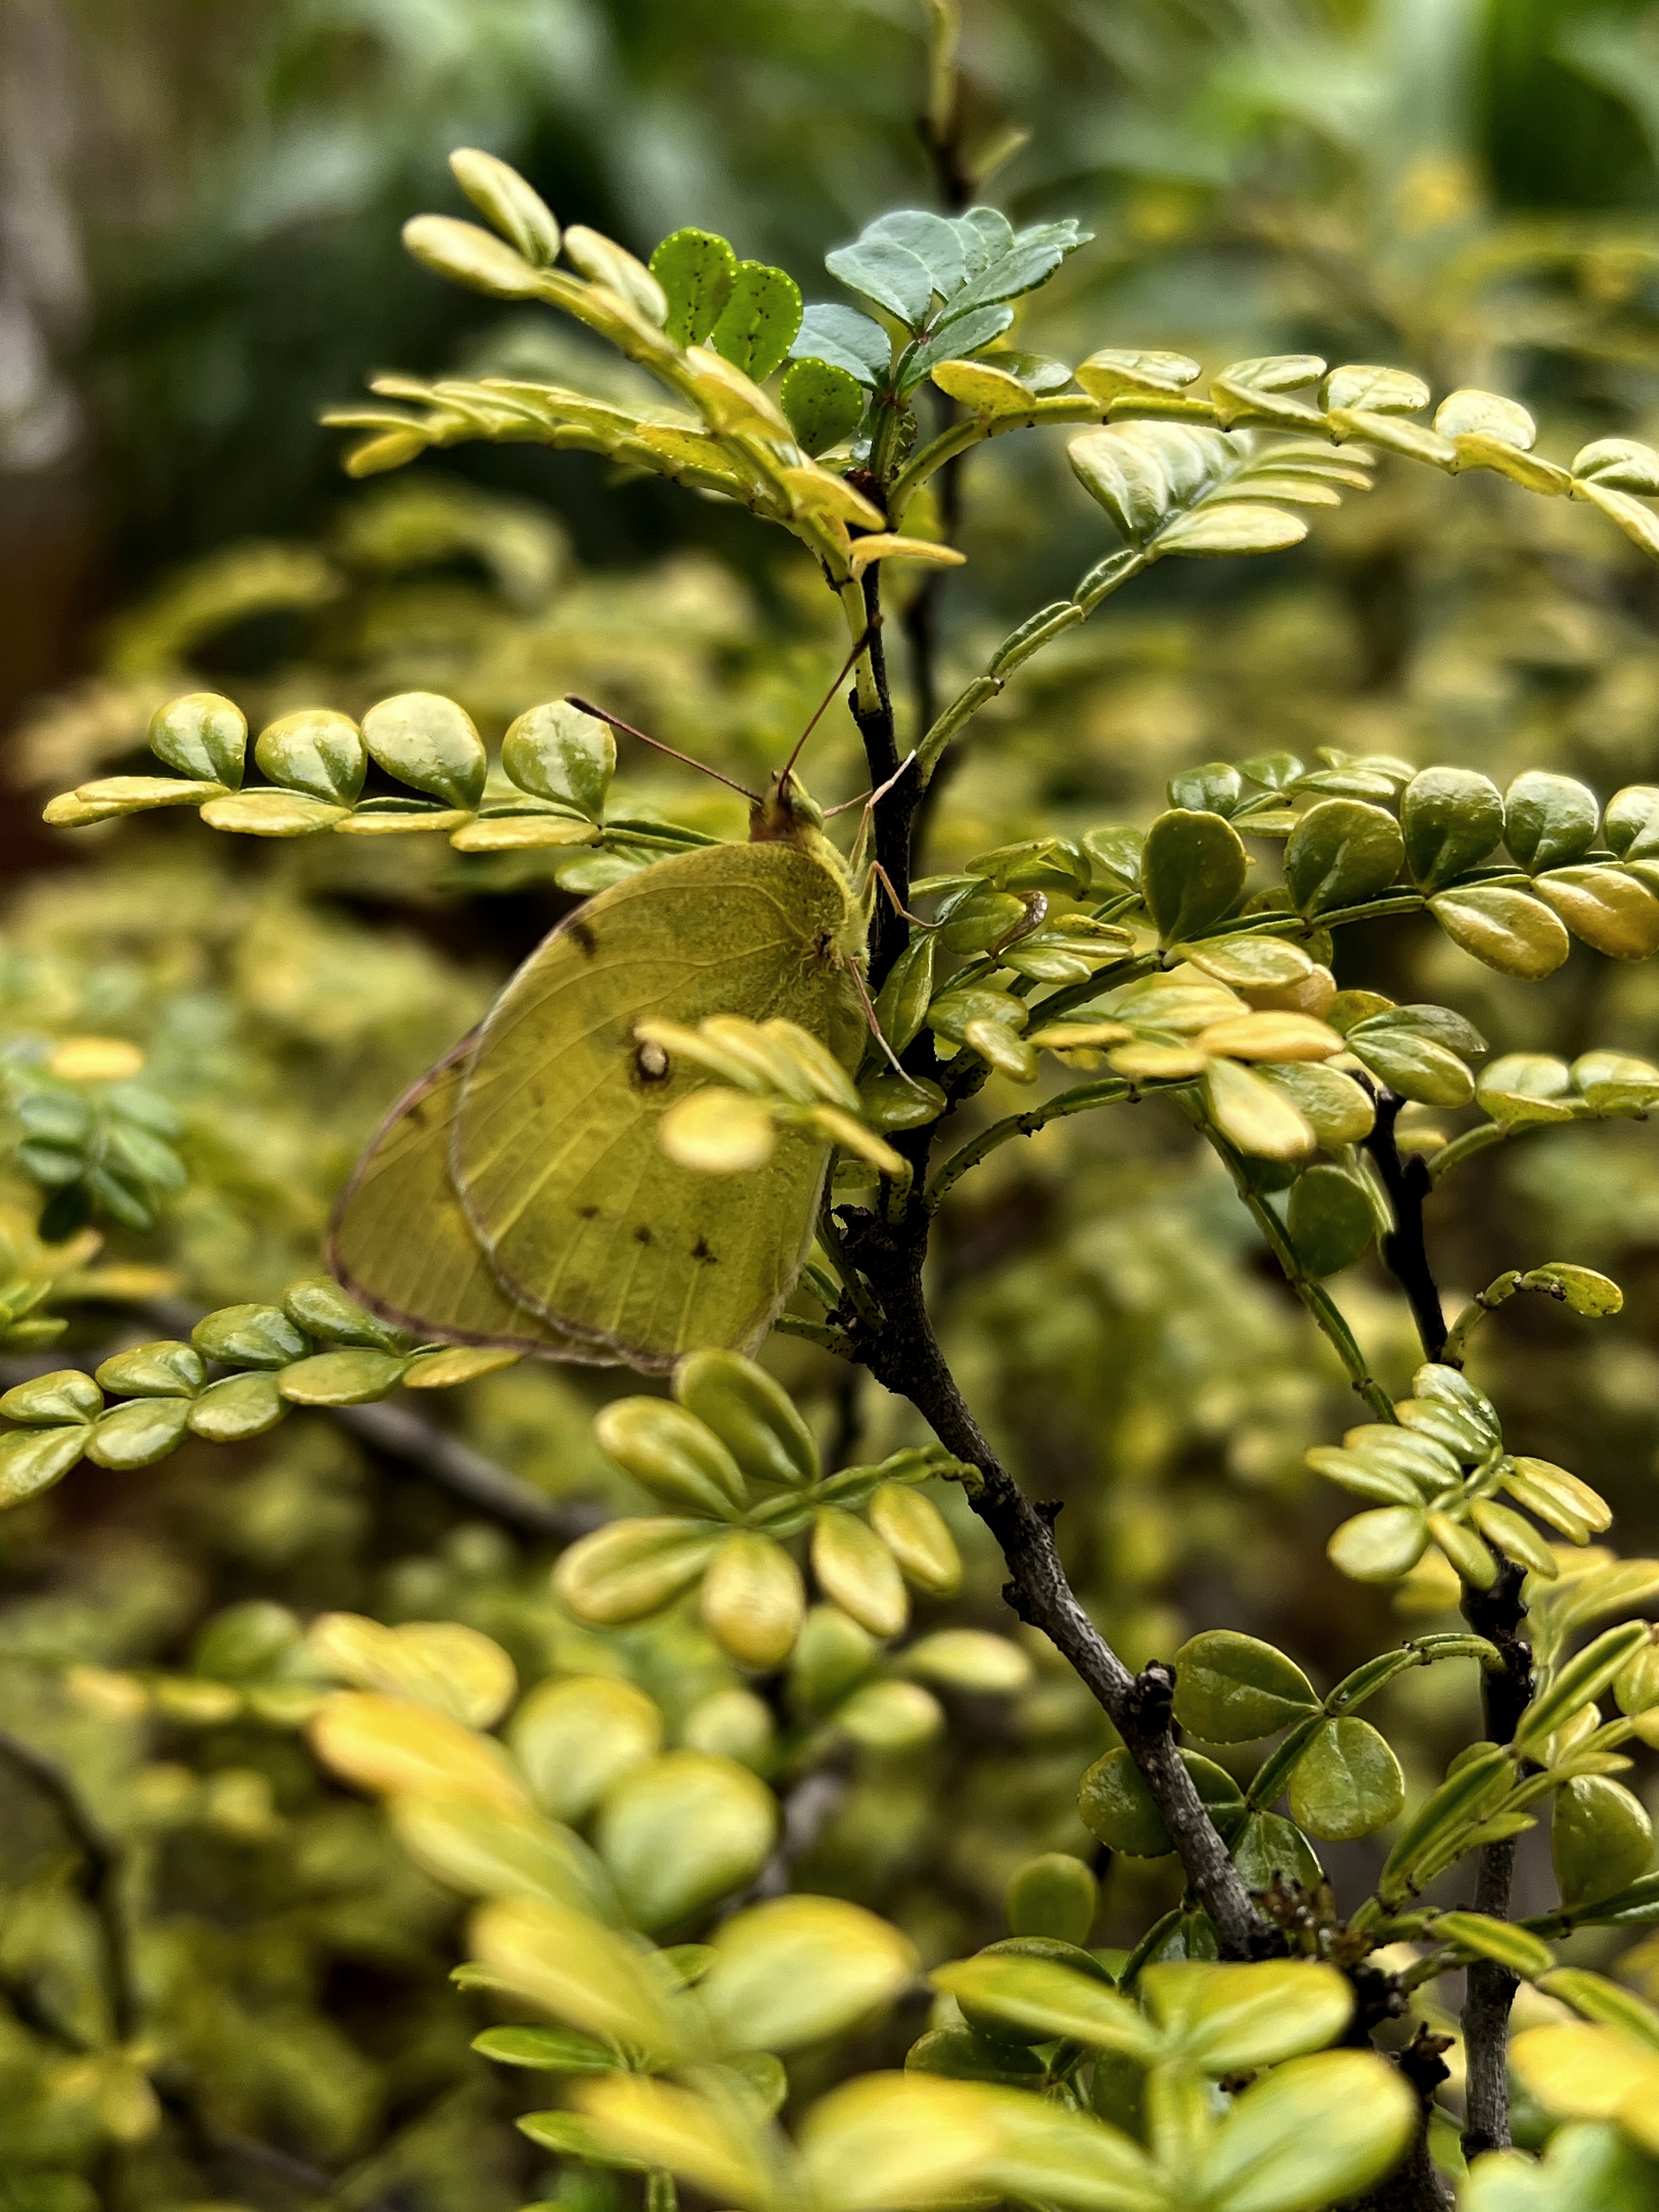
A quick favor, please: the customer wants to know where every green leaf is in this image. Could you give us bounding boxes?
[904,306,1015,382]
[393,1795,615,1917]
[1077,1746,1243,1857]
[780,359,865,456]
[1573,477,1659,557]
[552,1517,724,1629]
[1400,766,1505,889]
[450,149,559,266]
[931,1953,1155,2059]
[594,1397,747,1517]
[863,211,966,294]
[1172,1630,1318,1743]
[1283,799,1405,916]
[790,304,891,386]
[1232,1812,1322,1893]
[1254,1062,1376,1147]
[1380,1746,1516,1904]
[1327,1506,1430,1583]
[696,1894,917,2055]
[1517,1622,1653,1759]
[1535,866,1659,960]
[650,228,736,346]
[1431,884,1571,979]
[1573,1049,1659,1113]
[149,692,247,786]
[1323,364,1430,413]
[472,2024,615,2072]
[1287,1166,1375,1279]
[1004,1853,1099,1945]
[1522,1263,1623,1318]
[278,1351,408,1406]
[1430,1912,1554,1977]
[1344,1019,1475,1108]
[1143,1959,1355,2071]
[0,1370,103,1424]
[94,1341,205,1397]
[1603,785,1659,862]
[1554,1779,1655,1910]
[1539,1970,1659,2052]
[1436,388,1536,447]
[1156,503,1308,556]
[501,701,614,817]
[403,215,543,298]
[1504,770,1600,873]
[1287,1718,1405,1841]
[905,2025,1045,2084]
[594,1751,776,1931]
[0,1424,88,1505]
[1192,2049,1417,2212]
[361,692,486,810]
[1141,809,1248,944]
[826,237,934,328]
[187,1372,286,1442]
[1068,422,1231,546]
[1205,1058,1316,1161]
[709,261,803,383]
[85,1396,191,1469]
[255,709,366,804]
[509,1674,662,1824]
[673,1350,816,1490]
[284,1276,408,1350]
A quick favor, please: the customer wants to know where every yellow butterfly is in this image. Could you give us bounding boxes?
[330,742,871,1373]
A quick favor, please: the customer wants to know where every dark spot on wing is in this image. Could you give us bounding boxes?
[634,1040,671,1085]
[569,918,599,957]
[577,1204,599,1220]
[692,1237,716,1264]
[634,1224,653,1246]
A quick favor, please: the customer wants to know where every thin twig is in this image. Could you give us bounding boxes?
[0,1304,600,1542]
[0,1724,136,2042]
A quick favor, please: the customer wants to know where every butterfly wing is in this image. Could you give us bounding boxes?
[328,1036,611,1361]
[452,841,865,1369]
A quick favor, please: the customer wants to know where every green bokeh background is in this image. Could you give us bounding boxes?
[9,2,1659,2203]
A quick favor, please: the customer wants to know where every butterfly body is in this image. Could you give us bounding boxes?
[330,802,867,1370]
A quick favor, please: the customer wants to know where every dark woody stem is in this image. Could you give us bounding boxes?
[841,565,1267,1957]
[1362,1089,1448,1362]
[1458,1561,1534,2161]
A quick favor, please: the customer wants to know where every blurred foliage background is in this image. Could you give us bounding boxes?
[14,0,1659,2203]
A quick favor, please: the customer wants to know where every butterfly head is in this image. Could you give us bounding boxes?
[749,766,826,844]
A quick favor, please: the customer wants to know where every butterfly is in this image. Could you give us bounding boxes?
[329,706,876,1373]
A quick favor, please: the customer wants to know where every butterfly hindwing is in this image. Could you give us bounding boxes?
[451,842,865,1369]
[327,1037,611,1361]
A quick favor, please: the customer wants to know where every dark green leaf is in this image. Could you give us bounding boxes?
[1401,768,1505,889]
[790,304,891,386]
[709,261,803,383]
[780,359,865,456]
[1141,809,1248,944]
[1288,1166,1375,1279]
[649,228,736,347]
[1283,800,1405,915]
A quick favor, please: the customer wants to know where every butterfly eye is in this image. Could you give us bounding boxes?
[635,1040,672,1083]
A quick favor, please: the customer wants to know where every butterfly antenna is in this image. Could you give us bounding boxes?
[779,619,882,791]
[824,747,918,817]
[565,697,761,802]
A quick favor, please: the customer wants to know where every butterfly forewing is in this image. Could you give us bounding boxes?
[328,1038,608,1358]
[450,842,865,1369]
